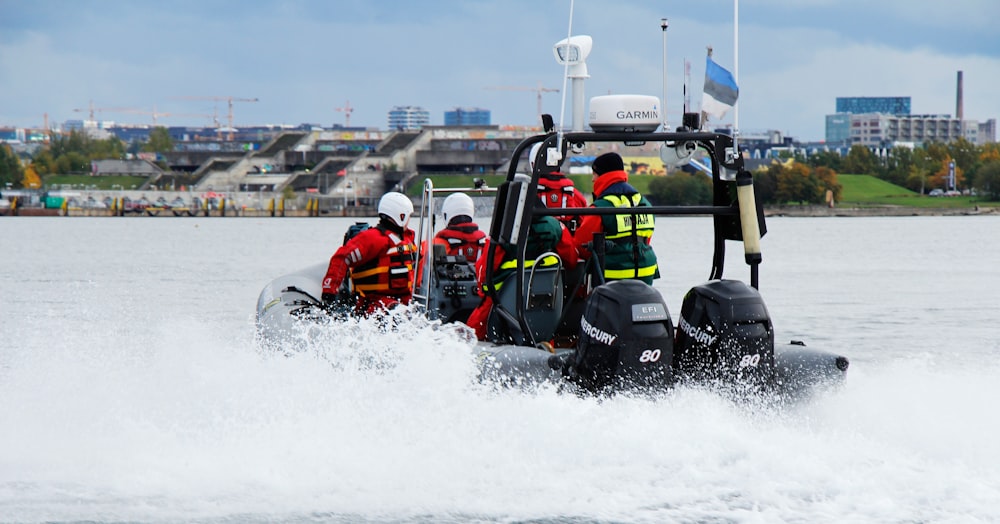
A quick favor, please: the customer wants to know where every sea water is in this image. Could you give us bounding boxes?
[1,215,998,523]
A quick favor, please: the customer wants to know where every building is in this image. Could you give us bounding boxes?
[387,106,430,131]
[978,119,997,144]
[824,114,851,145]
[827,97,912,146]
[444,107,491,126]
[827,77,996,146]
[836,97,911,116]
[839,113,989,147]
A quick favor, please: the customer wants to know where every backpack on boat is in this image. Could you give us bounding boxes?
[330,221,372,309]
[343,221,370,245]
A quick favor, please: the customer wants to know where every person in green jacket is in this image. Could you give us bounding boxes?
[573,152,659,285]
[465,212,578,341]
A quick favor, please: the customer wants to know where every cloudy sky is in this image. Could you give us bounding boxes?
[2,0,998,141]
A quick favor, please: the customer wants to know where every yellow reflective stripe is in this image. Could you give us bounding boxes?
[603,194,624,206]
[606,228,653,240]
[497,255,559,271]
[352,266,388,279]
[486,255,560,292]
[605,264,658,279]
[355,283,388,292]
[602,193,654,240]
[498,260,518,271]
[611,213,654,235]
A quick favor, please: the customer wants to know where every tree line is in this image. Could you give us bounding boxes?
[806,139,1000,198]
[646,138,1000,205]
[0,128,174,190]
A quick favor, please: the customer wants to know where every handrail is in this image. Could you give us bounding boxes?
[411,179,499,316]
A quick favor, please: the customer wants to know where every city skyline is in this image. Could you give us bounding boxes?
[2,0,998,142]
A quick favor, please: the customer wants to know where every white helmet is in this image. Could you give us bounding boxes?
[528,142,543,173]
[442,193,475,222]
[529,142,562,173]
[378,192,413,228]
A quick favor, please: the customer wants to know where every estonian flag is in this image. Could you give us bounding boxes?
[702,55,739,119]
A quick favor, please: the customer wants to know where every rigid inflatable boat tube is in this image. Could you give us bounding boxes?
[736,173,762,264]
[773,343,849,397]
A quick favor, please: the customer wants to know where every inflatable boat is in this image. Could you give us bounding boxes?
[256,100,848,398]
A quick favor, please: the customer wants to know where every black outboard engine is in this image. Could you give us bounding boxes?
[674,280,775,386]
[569,280,674,392]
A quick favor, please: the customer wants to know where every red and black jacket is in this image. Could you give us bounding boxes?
[434,220,486,261]
[323,226,417,299]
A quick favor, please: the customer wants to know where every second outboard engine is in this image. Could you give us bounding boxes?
[674,280,775,386]
[569,280,674,392]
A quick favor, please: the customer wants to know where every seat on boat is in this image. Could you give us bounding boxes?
[486,253,564,346]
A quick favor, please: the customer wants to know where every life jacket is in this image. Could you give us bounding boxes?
[538,173,585,232]
[483,218,562,294]
[349,227,417,297]
[594,192,658,283]
[538,174,579,209]
[435,222,486,261]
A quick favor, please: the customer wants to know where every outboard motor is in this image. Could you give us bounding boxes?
[569,280,674,392]
[674,280,775,386]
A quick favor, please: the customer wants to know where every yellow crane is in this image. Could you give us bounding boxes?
[485,82,560,122]
[170,96,259,140]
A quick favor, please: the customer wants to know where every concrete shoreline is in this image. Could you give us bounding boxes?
[764,205,999,217]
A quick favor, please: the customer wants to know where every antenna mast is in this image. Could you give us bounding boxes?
[733,0,740,153]
[661,18,668,132]
[558,0,576,134]
[684,59,691,115]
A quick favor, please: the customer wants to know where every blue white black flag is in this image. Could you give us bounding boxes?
[702,55,739,119]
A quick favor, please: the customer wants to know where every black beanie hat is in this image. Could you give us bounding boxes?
[592,152,624,175]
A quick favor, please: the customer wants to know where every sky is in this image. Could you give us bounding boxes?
[2,0,998,142]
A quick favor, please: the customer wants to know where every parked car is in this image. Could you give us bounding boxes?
[929,189,944,197]
[122,197,152,213]
[82,196,107,209]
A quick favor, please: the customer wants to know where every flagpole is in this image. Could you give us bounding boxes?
[733,0,739,154]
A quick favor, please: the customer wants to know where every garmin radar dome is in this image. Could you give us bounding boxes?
[588,94,662,132]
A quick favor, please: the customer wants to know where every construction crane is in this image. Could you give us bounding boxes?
[73,101,141,122]
[73,103,216,126]
[334,100,354,127]
[119,106,215,126]
[170,96,259,140]
[485,82,560,123]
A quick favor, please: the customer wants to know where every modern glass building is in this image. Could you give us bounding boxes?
[444,107,491,126]
[387,106,430,131]
[824,113,851,145]
[835,97,911,116]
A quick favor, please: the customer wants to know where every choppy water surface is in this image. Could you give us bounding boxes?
[1,216,998,523]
